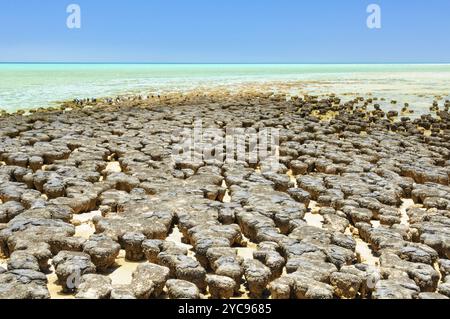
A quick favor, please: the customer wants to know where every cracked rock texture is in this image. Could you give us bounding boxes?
[1,89,450,299]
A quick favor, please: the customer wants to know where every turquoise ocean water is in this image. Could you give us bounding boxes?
[0,64,449,113]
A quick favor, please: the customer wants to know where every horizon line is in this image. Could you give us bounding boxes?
[1,61,450,65]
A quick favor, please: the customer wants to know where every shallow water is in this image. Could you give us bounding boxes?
[0,63,449,113]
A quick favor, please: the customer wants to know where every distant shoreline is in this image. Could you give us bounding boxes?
[1,64,450,113]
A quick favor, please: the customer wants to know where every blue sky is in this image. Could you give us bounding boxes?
[0,0,449,63]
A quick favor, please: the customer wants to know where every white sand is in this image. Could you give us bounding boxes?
[105,161,122,173]
[107,250,143,286]
[74,223,96,239]
[286,170,298,187]
[72,210,101,239]
[370,220,381,229]
[304,201,324,228]
[400,198,414,226]
[236,245,258,260]
[221,181,231,203]
[304,212,324,228]
[354,237,379,267]
[166,226,194,257]
[72,210,102,224]
[0,258,7,270]
[346,225,379,267]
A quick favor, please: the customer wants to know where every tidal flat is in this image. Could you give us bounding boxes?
[0,87,450,299]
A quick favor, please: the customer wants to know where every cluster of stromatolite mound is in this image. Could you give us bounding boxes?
[0,91,450,299]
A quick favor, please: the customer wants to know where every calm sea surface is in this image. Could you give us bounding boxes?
[1,64,449,113]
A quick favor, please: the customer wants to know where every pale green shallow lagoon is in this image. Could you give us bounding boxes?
[0,63,449,113]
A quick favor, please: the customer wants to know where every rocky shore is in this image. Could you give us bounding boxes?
[1,88,450,299]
